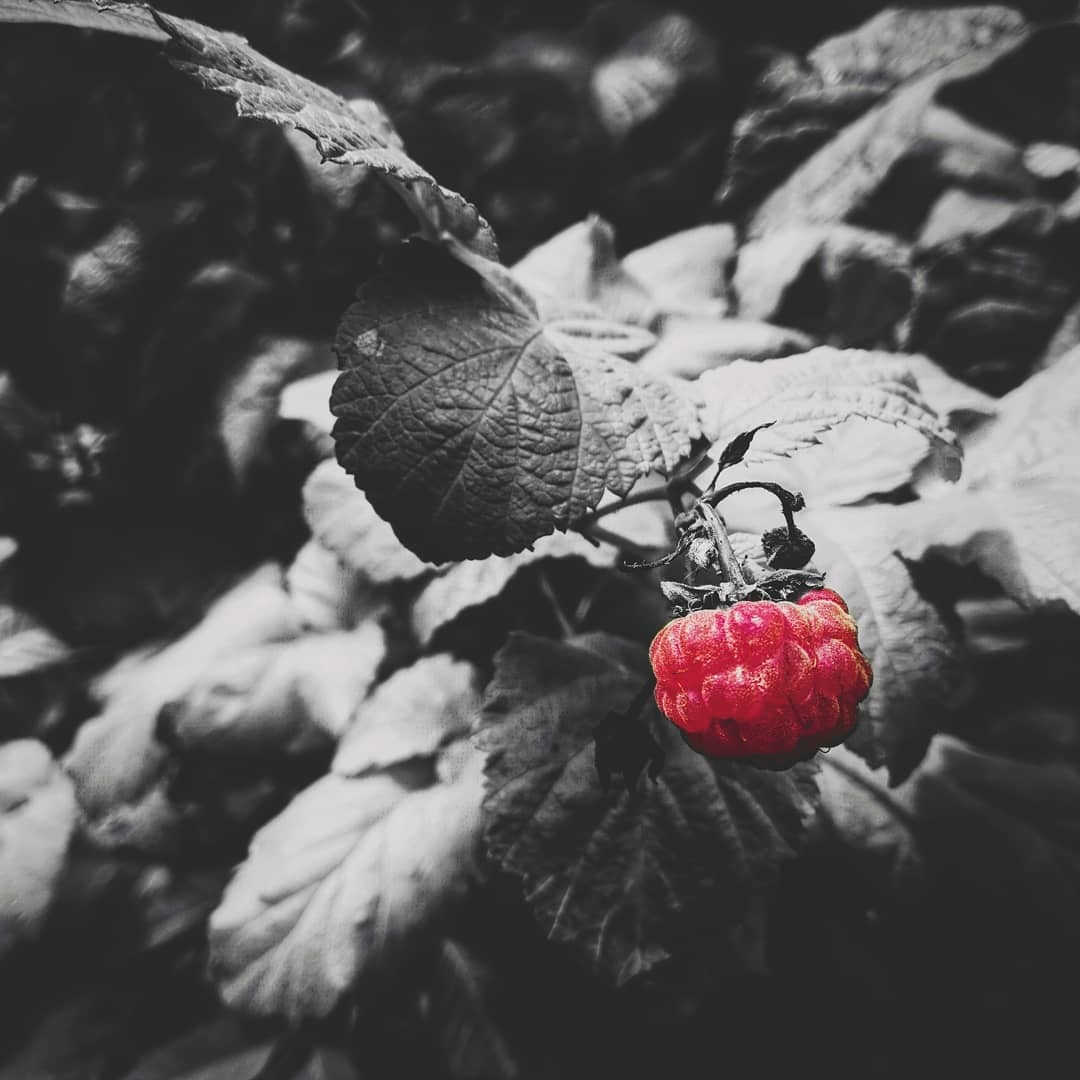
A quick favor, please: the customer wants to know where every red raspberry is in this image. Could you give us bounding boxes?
[649,588,872,766]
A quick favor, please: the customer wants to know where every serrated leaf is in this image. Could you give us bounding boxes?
[64,564,303,853]
[333,654,478,776]
[331,243,699,563]
[772,422,938,506]
[0,604,70,679]
[1,0,495,256]
[411,532,617,646]
[891,484,1080,615]
[154,12,496,256]
[511,216,657,327]
[208,752,484,1019]
[0,0,167,40]
[0,739,77,956]
[475,632,818,985]
[303,460,433,584]
[809,510,971,783]
[162,622,386,754]
[693,347,961,480]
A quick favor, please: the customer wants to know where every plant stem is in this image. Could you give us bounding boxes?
[575,487,672,527]
[575,521,656,561]
[705,480,804,535]
[695,500,748,588]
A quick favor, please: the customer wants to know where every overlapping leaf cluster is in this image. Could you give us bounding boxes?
[1,2,1079,1077]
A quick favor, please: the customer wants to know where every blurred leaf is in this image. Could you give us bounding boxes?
[422,939,523,1080]
[733,225,912,346]
[809,510,972,783]
[904,190,1076,394]
[475,632,819,985]
[133,864,231,952]
[590,14,715,140]
[746,27,1032,238]
[892,483,1080,614]
[692,347,961,480]
[118,1017,272,1080]
[64,563,303,853]
[961,345,1080,488]
[278,370,336,434]
[820,736,1080,962]
[2,1,497,256]
[816,746,927,899]
[0,985,142,1080]
[0,739,77,956]
[333,654,478,776]
[511,216,657,327]
[411,532,617,646]
[209,337,315,490]
[0,604,70,679]
[638,316,814,379]
[720,6,1028,212]
[1040,296,1080,370]
[208,750,484,1019]
[285,539,381,633]
[621,224,736,317]
[331,242,698,562]
[899,352,998,426]
[153,11,496,256]
[130,260,272,420]
[303,459,433,584]
[161,621,387,753]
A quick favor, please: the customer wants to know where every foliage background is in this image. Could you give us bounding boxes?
[1,1,1079,1076]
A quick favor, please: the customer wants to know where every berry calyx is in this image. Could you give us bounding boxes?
[649,588,872,767]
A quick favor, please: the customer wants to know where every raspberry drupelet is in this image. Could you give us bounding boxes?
[649,588,872,766]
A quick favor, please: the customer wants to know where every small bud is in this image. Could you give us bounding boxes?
[761,525,816,570]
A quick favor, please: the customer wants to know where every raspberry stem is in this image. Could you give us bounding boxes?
[695,500,749,588]
[705,480,805,542]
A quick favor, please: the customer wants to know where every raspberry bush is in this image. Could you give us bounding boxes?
[1,1,1079,1075]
